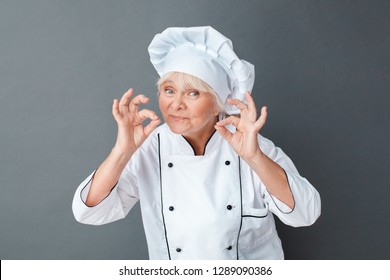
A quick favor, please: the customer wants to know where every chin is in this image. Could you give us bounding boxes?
[166,123,188,135]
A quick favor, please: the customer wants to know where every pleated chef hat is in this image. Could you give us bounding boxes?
[148,26,255,114]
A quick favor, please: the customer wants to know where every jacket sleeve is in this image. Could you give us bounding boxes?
[259,135,321,227]
[72,163,139,226]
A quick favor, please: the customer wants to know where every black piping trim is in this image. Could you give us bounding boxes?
[235,156,244,260]
[267,169,296,214]
[158,133,171,259]
[80,169,118,208]
[181,130,217,156]
[242,214,268,218]
[203,130,217,155]
[181,136,196,155]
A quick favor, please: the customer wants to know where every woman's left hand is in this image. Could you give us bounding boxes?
[216,93,294,208]
[215,92,267,161]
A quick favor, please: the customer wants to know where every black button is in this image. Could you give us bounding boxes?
[176,248,182,252]
[169,206,174,211]
[227,205,233,210]
[227,245,233,250]
[168,162,173,168]
[225,160,230,165]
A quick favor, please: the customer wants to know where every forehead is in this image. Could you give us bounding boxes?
[160,79,175,85]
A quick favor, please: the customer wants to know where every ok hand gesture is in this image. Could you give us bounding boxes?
[215,92,267,161]
[112,88,161,154]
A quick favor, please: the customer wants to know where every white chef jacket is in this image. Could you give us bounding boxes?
[72,124,321,260]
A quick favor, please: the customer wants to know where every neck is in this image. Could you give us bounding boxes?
[183,130,216,156]
[182,117,218,155]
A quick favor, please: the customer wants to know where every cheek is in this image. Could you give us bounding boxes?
[195,99,219,117]
[158,96,168,114]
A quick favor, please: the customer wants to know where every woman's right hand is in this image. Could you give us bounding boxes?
[112,88,161,154]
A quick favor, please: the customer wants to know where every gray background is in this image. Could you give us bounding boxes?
[1,0,389,260]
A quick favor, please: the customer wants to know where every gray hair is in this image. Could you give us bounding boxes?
[157,71,225,115]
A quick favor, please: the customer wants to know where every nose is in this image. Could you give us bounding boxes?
[170,94,186,111]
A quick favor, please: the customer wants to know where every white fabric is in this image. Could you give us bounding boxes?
[72,124,321,259]
[148,26,255,114]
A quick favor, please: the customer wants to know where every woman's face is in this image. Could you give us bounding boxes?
[158,73,220,139]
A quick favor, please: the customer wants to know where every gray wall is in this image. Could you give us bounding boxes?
[1,0,389,259]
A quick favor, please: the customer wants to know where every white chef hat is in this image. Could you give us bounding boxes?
[148,26,255,114]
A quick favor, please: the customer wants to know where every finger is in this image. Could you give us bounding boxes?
[144,118,161,137]
[112,99,121,121]
[245,92,257,113]
[119,88,134,113]
[227,98,248,111]
[216,115,240,128]
[255,106,267,130]
[137,108,159,122]
[215,124,234,143]
[119,88,134,106]
[138,109,161,138]
[129,94,149,113]
[241,92,259,121]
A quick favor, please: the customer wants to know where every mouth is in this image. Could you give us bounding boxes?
[169,115,189,121]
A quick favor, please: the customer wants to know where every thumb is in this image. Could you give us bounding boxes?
[215,124,234,143]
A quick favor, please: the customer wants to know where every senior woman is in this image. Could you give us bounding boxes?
[72,26,321,260]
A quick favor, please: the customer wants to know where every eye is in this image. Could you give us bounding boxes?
[164,88,174,95]
[188,90,200,97]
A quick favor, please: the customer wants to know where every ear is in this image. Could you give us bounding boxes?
[211,100,221,116]
[213,106,221,116]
